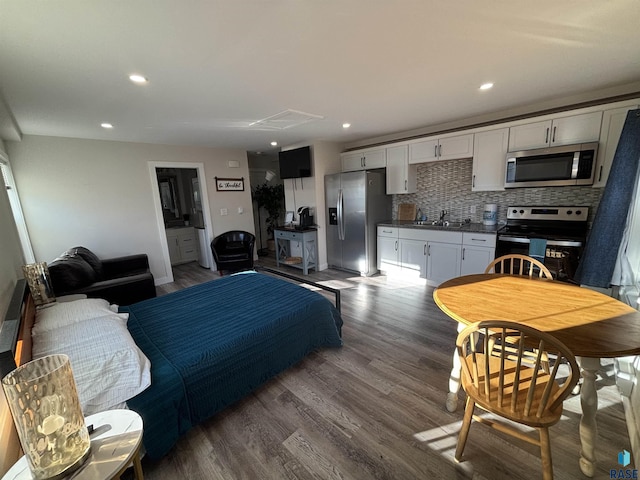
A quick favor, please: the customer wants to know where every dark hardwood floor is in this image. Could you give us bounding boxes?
[145,256,631,479]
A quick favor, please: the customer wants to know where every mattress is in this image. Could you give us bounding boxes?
[121,271,343,458]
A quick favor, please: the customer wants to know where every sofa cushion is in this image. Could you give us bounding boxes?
[49,254,97,293]
[70,246,104,278]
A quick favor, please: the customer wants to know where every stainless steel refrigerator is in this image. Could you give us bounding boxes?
[325,170,391,276]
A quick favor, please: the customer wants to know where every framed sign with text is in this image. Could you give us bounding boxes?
[215,177,244,192]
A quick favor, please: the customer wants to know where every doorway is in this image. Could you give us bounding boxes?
[148,162,215,284]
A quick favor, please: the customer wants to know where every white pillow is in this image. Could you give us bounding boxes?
[33,298,128,336]
[32,314,151,415]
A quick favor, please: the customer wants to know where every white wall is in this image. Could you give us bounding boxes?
[310,141,342,270]
[6,135,253,283]
[282,141,342,270]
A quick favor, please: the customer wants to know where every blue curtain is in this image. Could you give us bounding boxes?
[575,109,640,287]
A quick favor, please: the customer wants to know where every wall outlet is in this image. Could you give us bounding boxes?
[220,208,228,216]
[470,205,476,214]
[237,207,243,214]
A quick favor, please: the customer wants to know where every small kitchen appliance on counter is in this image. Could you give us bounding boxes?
[483,204,498,226]
[297,206,314,229]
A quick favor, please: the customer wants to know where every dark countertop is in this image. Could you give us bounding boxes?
[378,220,502,234]
[275,225,318,232]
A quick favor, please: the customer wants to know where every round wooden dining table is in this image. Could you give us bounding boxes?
[433,273,640,478]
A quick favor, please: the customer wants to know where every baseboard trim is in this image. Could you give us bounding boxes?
[154,275,173,286]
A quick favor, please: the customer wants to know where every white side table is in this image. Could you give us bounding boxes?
[3,409,144,480]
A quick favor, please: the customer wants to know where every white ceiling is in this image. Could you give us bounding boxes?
[1,1,639,152]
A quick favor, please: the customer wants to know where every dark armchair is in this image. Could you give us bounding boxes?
[211,231,255,275]
[48,246,156,306]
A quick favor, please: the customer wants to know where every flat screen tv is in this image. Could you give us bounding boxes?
[279,146,312,179]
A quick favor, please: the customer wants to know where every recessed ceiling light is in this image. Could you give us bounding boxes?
[342,123,351,129]
[129,74,148,84]
[270,141,278,146]
[101,123,113,129]
[479,82,494,91]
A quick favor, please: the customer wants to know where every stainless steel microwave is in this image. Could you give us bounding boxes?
[504,142,598,188]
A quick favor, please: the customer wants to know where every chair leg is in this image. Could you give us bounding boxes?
[539,427,553,480]
[455,396,475,462]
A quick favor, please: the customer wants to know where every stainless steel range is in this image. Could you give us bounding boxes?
[496,206,589,283]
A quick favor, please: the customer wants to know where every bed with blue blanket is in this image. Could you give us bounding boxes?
[120,271,343,459]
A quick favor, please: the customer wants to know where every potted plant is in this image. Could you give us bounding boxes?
[252,183,284,252]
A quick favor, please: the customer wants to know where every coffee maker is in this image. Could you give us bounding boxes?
[297,206,314,229]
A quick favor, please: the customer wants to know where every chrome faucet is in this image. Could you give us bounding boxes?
[439,210,449,223]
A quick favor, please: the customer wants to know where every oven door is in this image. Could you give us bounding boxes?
[496,235,583,283]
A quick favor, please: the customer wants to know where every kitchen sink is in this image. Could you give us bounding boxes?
[412,221,466,229]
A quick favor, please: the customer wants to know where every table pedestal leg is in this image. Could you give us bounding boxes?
[578,356,600,478]
[446,323,466,412]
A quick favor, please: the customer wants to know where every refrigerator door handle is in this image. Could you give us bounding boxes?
[337,189,344,240]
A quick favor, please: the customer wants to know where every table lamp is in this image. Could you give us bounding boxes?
[2,354,90,479]
[22,262,56,307]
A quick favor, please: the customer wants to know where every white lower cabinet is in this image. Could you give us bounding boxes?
[377,227,496,285]
[377,226,399,272]
[461,232,496,276]
[426,241,462,285]
[399,239,427,277]
[461,245,494,275]
[166,227,198,265]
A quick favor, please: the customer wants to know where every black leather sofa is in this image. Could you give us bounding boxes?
[210,231,255,274]
[48,246,156,306]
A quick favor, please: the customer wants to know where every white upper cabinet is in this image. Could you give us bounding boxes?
[341,148,386,172]
[471,127,509,192]
[386,145,417,194]
[409,133,474,164]
[508,111,602,151]
[592,104,638,188]
[409,138,438,163]
[439,134,475,161]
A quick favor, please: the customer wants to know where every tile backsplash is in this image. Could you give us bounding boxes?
[392,158,603,225]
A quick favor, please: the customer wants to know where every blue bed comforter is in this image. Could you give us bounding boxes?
[121,271,343,459]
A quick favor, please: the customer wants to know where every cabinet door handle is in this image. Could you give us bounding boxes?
[462,247,465,260]
[545,127,550,144]
[434,145,438,157]
[471,238,486,242]
[428,245,431,256]
[598,165,603,182]
[395,240,398,251]
[472,175,475,188]
[438,144,442,157]
[424,244,427,255]
[552,126,557,143]
[404,179,407,191]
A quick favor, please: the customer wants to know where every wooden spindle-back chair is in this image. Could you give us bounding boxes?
[485,254,553,279]
[455,321,579,480]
